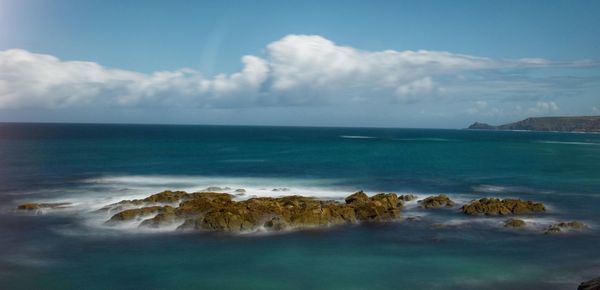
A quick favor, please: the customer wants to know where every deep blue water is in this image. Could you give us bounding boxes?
[1,123,599,289]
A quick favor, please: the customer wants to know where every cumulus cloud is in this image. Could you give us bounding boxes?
[0,34,596,110]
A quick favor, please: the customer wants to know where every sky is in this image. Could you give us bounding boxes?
[0,0,599,128]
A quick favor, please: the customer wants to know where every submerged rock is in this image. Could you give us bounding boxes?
[544,221,588,234]
[460,198,545,216]
[17,202,72,210]
[504,218,526,228]
[578,276,600,290]
[107,190,403,232]
[418,194,454,209]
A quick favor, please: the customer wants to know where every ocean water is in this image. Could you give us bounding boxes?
[1,123,599,289]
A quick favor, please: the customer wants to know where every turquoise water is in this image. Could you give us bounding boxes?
[1,123,599,289]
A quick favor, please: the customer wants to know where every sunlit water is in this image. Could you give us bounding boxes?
[1,123,599,289]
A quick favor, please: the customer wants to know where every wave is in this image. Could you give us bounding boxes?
[339,135,376,139]
[536,140,600,146]
[394,138,451,142]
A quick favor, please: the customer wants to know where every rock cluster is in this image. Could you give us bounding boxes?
[102,190,403,232]
[460,198,545,216]
[19,191,572,236]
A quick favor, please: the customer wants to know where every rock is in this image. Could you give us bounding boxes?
[139,206,177,228]
[107,206,173,223]
[544,221,588,234]
[398,194,416,202]
[460,198,545,216]
[345,191,369,204]
[578,276,600,290]
[143,190,189,203]
[234,189,246,193]
[504,218,526,228]
[272,187,290,192]
[107,190,402,233]
[418,194,454,209]
[17,202,71,210]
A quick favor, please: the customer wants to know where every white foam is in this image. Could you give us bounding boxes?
[536,140,600,146]
[339,135,376,139]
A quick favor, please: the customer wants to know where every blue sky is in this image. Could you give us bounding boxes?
[1,0,599,128]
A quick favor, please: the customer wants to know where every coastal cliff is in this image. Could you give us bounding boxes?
[467,116,600,132]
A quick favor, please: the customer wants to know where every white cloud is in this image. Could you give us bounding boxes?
[527,101,560,115]
[0,34,596,110]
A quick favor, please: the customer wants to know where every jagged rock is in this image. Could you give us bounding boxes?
[578,276,600,290]
[504,218,526,228]
[17,202,71,210]
[460,198,545,216]
[398,194,416,202]
[544,221,588,234]
[107,206,174,223]
[107,190,402,232]
[418,194,454,209]
[139,206,177,228]
[345,191,369,204]
[143,190,188,203]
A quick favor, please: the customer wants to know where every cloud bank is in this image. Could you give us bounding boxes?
[0,34,598,116]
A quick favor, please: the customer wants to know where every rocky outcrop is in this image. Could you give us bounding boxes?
[544,221,588,234]
[17,202,71,210]
[106,190,403,232]
[578,276,600,290]
[460,198,545,216]
[467,116,600,133]
[418,194,454,209]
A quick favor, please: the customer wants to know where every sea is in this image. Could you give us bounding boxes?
[0,123,599,290]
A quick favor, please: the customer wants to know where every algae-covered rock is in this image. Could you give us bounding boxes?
[107,206,173,223]
[504,218,526,228]
[17,202,71,210]
[398,194,416,202]
[107,190,402,233]
[345,191,369,205]
[143,190,189,203]
[544,221,588,234]
[460,198,545,216]
[418,194,454,209]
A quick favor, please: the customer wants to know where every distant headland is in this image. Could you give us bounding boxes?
[468,116,600,133]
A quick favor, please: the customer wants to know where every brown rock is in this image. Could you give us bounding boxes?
[143,190,189,203]
[460,198,545,216]
[107,206,174,223]
[108,190,401,232]
[398,194,416,202]
[419,194,455,209]
[345,191,369,205]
